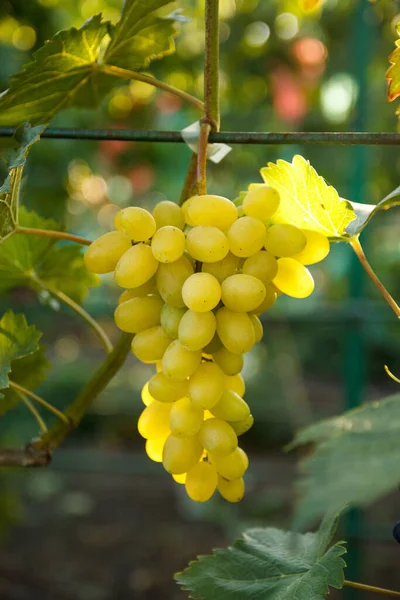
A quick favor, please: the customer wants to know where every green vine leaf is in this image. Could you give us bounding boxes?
[175,513,346,600]
[346,185,400,237]
[0,123,44,241]
[0,310,50,413]
[387,23,400,103]
[290,393,400,528]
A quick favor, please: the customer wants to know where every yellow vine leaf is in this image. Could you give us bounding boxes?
[387,24,400,102]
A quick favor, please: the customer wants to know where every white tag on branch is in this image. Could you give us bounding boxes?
[181,121,232,164]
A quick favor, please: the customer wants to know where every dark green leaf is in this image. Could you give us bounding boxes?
[346,186,400,237]
[175,513,346,600]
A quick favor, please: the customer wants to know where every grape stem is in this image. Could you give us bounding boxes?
[15,226,92,246]
[180,153,199,205]
[344,580,400,597]
[350,236,400,319]
[9,381,71,427]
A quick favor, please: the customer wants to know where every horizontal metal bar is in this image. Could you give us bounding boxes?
[0,127,400,145]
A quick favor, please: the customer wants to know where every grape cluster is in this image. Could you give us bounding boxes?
[84,187,330,502]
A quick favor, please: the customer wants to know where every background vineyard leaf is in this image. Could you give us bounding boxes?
[290,393,400,528]
[0,310,50,413]
[175,513,346,600]
[387,23,400,102]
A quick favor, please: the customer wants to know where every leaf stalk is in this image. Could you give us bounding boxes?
[15,226,92,246]
[9,381,70,426]
[344,579,400,597]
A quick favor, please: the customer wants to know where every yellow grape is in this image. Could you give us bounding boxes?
[216,307,255,354]
[199,418,238,455]
[173,472,187,484]
[160,304,186,339]
[114,243,159,289]
[202,252,241,283]
[221,274,266,313]
[243,185,280,221]
[203,333,223,355]
[162,434,203,474]
[273,258,315,298]
[131,326,173,363]
[170,397,204,438]
[182,273,221,312]
[148,372,188,403]
[156,255,194,307]
[116,206,156,241]
[229,414,254,436]
[217,475,245,502]
[211,389,250,422]
[114,295,163,333]
[181,198,195,226]
[264,224,307,257]
[141,381,155,406]
[138,401,172,439]
[84,231,132,274]
[242,250,278,285]
[225,374,245,397]
[187,194,238,230]
[162,340,202,381]
[292,229,330,265]
[152,200,185,230]
[118,277,158,303]
[209,447,248,480]
[250,314,263,343]
[151,226,186,263]
[178,310,216,351]
[186,226,229,263]
[185,461,218,502]
[249,284,277,315]
[188,362,225,409]
[212,347,244,375]
[227,216,266,257]
[145,434,168,462]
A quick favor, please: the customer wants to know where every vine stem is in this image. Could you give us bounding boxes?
[350,236,400,319]
[344,580,400,597]
[179,153,198,205]
[197,121,211,195]
[15,389,48,435]
[15,226,92,246]
[100,65,204,112]
[30,273,113,354]
[9,381,70,426]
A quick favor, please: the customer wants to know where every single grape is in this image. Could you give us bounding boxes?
[172,472,187,484]
[188,362,225,409]
[141,381,155,406]
[115,206,156,241]
[148,372,188,403]
[229,414,254,436]
[181,198,195,226]
[264,224,307,257]
[182,273,221,312]
[186,226,229,263]
[249,284,277,315]
[152,200,185,230]
[118,277,158,303]
[145,434,168,462]
[273,257,315,298]
[209,447,248,480]
[225,374,245,397]
[212,346,244,375]
[160,304,186,339]
[185,460,218,502]
[227,216,266,257]
[156,255,194,308]
[131,326,173,363]
[217,475,245,502]
[138,400,172,439]
[242,250,278,285]
[84,231,132,274]
[114,295,163,333]
[162,434,203,474]
[243,185,280,221]
[178,310,216,351]
[221,274,266,313]
[250,314,263,343]
[202,252,241,283]
[170,397,204,438]
[151,226,186,263]
[211,389,250,422]
[216,307,255,354]
[291,229,330,265]
[199,418,238,455]
[187,194,238,230]
[162,340,202,381]
[115,243,159,289]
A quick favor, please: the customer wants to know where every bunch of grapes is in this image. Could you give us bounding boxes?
[84,187,330,502]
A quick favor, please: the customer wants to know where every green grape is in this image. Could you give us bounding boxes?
[242,185,280,221]
[249,284,277,315]
[217,475,245,502]
[185,460,218,502]
[141,381,155,406]
[162,340,202,381]
[221,274,266,312]
[225,374,245,397]
[250,314,263,343]
[115,206,156,241]
[212,346,244,375]
[242,250,278,285]
[187,194,238,230]
[148,372,188,403]
[227,216,266,257]
[138,400,172,439]
[211,389,250,422]
[132,326,173,363]
[115,243,159,289]
[203,333,223,355]
[199,418,238,455]
[178,310,216,351]
[186,226,229,263]
[84,231,132,274]
[114,295,163,333]
[172,472,187,484]
[118,277,158,303]
[209,447,248,480]
[151,226,186,263]
[170,397,204,438]
[216,307,255,354]
[152,200,185,230]
[181,198,195,226]
[160,304,186,339]
[188,362,225,409]
[145,434,168,462]
[292,229,330,265]
[264,224,307,257]
[202,252,241,283]
[182,273,221,312]
[156,255,194,308]
[229,414,254,436]
[162,434,203,474]
[273,258,314,298]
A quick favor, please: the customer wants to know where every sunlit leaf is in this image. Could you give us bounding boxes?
[387,24,400,102]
